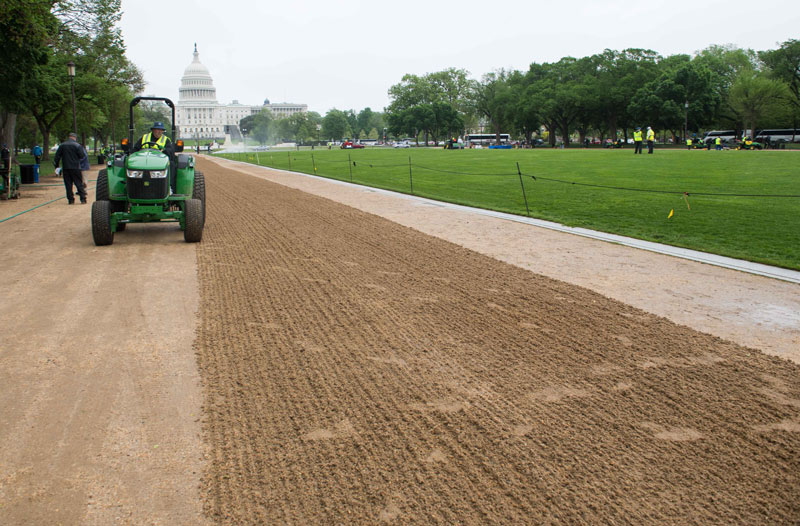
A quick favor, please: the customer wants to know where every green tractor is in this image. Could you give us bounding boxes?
[91,96,205,246]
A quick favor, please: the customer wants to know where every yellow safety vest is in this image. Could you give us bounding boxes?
[141,132,168,151]
[634,130,643,141]
[647,129,655,141]
[715,138,721,145]
[687,139,692,146]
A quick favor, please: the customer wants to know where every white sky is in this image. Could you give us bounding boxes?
[119,0,799,114]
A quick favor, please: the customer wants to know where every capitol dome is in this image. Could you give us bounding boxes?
[179,44,217,103]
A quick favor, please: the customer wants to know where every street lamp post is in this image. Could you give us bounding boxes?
[684,100,689,144]
[383,127,387,144]
[67,61,77,135]
[316,124,321,145]
[241,128,247,154]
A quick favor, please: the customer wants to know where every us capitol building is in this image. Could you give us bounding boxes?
[176,44,307,141]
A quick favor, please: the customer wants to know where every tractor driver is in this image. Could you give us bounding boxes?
[133,121,175,158]
[133,121,178,191]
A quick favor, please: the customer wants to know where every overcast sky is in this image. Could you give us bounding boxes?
[119,0,799,114]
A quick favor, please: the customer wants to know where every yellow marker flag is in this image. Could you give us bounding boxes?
[668,209,674,219]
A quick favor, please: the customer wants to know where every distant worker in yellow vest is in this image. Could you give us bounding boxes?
[133,121,174,157]
[715,137,722,150]
[646,126,655,154]
[633,127,643,154]
[686,137,692,150]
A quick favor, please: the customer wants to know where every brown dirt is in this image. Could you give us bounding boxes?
[0,169,208,525]
[204,155,800,364]
[196,161,800,524]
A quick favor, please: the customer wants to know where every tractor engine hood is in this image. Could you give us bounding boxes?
[126,150,170,171]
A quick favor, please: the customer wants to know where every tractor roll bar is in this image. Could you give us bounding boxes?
[128,97,177,147]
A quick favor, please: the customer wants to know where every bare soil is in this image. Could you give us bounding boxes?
[195,160,800,524]
[0,171,208,525]
[205,155,800,364]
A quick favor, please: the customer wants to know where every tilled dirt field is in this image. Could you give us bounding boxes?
[196,162,800,524]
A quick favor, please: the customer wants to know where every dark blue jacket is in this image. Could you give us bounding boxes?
[53,139,86,170]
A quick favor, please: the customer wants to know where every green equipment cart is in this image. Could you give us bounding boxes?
[0,166,21,200]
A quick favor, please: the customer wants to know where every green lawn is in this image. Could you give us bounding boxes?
[216,147,800,271]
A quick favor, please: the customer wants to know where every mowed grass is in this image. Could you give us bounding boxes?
[216,147,800,270]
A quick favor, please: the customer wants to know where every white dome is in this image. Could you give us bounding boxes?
[179,44,217,103]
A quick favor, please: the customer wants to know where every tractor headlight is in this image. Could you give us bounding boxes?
[150,170,167,178]
[127,170,143,178]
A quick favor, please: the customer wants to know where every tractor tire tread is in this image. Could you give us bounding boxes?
[96,169,109,201]
[184,198,203,243]
[91,200,114,246]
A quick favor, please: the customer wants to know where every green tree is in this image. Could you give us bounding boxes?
[590,49,661,140]
[760,39,800,136]
[0,0,58,157]
[474,70,515,145]
[322,109,349,141]
[729,71,790,135]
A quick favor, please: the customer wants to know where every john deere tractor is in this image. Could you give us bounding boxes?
[91,96,205,246]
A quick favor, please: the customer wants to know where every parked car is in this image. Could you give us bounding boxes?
[341,141,365,149]
[253,145,270,151]
[393,141,410,148]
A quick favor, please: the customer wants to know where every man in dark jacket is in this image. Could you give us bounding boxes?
[54,132,88,204]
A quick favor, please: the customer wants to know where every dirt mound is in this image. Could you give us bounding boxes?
[195,161,800,524]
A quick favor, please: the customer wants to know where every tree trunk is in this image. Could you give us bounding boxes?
[1,111,17,164]
[607,116,617,142]
[41,125,54,162]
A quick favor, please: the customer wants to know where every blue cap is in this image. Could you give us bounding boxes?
[151,121,166,130]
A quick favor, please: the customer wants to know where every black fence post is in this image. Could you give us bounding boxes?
[348,153,353,182]
[312,153,316,174]
[517,162,530,216]
[408,155,413,194]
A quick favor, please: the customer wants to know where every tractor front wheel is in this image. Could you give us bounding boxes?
[183,198,204,243]
[92,200,114,246]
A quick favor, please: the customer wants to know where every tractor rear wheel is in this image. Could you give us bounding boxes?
[92,200,114,246]
[183,198,203,243]
[193,171,206,225]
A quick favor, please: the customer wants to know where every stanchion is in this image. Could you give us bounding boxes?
[517,162,530,216]
[408,156,413,194]
[312,153,317,173]
[348,153,353,182]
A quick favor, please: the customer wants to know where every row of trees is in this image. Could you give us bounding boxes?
[1,0,144,161]
[385,42,800,146]
[240,107,387,146]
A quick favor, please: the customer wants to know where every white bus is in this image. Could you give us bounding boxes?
[755,128,800,144]
[466,133,511,145]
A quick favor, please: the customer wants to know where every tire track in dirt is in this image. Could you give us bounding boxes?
[195,161,800,524]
